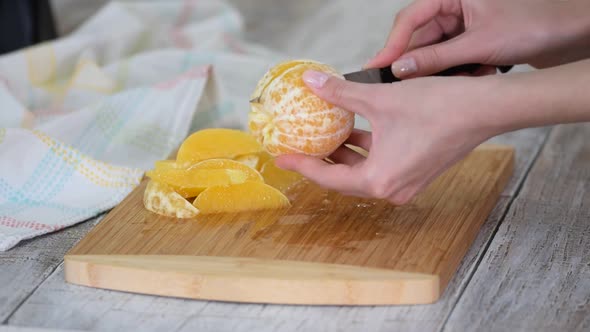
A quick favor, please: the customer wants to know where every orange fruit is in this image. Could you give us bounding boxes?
[146,159,262,198]
[193,181,291,214]
[248,59,355,158]
[143,180,199,218]
[233,154,259,169]
[234,151,272,171]
[260,159,303,193]
[176,128,263,164]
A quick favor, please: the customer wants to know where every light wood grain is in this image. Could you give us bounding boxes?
[65,255,439,305]
[445,124,590,331]
[0,216,100,324]
[63,146,513,305]
[486,127,550,196]
[0,326,85,332]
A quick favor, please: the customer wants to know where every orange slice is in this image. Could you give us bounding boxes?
[234,154,259,169]
[193,181,291,214]
[143,180,199,218]
[146,159,262,198]
[176,129,263,164]
[260,159,303,193]
[192,159,263,183]
[234,151,272,171]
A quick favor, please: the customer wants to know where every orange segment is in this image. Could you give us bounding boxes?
[193,181,291,214]
[146,159,262,198]
[143,180,199,218]
[176,129,263,164]
[248,60,354,158]
[192,159,263,181]
[260,159,303,193]
[146,168,248,198]
[234,151,272,171]
[234,154,259,169]
[250,60,307,101]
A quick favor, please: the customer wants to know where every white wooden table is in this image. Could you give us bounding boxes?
[2,1,589,331]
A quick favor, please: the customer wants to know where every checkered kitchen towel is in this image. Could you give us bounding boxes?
[0,0,282,250]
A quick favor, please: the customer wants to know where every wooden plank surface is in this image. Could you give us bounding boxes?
[445,124,590,331]
[0,216,100,324]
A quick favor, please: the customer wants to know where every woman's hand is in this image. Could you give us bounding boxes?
[365,0,590,78]
[275,70,501,204]
[275,59,590,204]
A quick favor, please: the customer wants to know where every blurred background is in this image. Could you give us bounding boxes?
[1,0,404,71]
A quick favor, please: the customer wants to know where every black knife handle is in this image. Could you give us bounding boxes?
[380,63,513,83]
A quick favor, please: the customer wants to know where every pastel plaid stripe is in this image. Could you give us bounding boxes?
[0,0,280,250]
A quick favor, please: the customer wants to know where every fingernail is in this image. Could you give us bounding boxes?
[303,70,329,89]
[391,57,417,77]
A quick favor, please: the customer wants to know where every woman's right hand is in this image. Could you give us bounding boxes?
[365,0,590,78]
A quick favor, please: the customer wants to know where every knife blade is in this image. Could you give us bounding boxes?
[344,63,512,83]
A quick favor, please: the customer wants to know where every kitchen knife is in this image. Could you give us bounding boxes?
[343,64,512,84]
[249,64,512,103]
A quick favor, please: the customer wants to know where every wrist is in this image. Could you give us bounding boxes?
[463,75,519,140]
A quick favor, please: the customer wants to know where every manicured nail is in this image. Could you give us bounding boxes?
[303,70,329,89]
[391,57,417,77]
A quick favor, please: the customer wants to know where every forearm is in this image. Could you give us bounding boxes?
[483,59,590,134]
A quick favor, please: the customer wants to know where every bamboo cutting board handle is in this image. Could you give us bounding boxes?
[65,255,439,305]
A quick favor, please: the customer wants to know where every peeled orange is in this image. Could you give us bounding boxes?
[193,181,291,214]
[249,60,355,158]
[143,180,199,218]
[176,128,263,164]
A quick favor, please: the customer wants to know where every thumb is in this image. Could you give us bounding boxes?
[302,70,376,119]
[391,34,482,78]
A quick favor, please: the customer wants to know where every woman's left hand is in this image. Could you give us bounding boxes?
[275,70,504,204]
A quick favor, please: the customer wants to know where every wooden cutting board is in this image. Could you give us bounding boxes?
[65,144,514,305]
